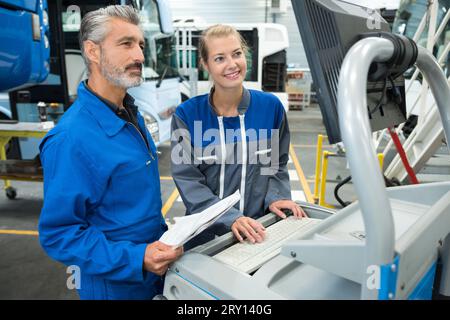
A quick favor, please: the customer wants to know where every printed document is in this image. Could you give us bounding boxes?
[160,190,241,247]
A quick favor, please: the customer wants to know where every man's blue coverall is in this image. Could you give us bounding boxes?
[39,82,167,299]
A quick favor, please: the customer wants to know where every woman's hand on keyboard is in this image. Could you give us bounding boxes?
[231,217,266,244]
[269,200,308,219]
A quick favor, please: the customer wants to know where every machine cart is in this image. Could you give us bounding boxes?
[162,2,450,299]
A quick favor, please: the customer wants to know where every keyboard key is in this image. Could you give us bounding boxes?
[214,217,321,273]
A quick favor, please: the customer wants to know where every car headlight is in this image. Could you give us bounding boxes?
[143,113,159,144]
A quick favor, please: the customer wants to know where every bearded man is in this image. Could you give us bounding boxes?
[38,5,182,300]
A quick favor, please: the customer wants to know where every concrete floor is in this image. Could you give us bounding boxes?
[0,104,356,299]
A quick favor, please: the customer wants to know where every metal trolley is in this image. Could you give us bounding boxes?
[162,36,450,300]
[0,122,49,199]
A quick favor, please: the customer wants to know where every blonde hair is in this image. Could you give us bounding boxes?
[198,24,249,63]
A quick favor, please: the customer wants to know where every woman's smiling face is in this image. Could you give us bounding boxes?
[202,34,247,90]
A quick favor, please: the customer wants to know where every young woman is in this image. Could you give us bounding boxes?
[171,24,306,249]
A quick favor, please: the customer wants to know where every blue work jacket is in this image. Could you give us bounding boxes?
[171,88,291,249]
[38,82,167,299]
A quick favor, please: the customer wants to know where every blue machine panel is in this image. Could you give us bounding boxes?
[408,262,437,300]
[379,256,400,300]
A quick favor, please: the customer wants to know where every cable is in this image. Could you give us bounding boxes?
[388,75,403,105]
[369,77,388,116]
[334,174,403,207]
[369,75,404,117]
[337,75,411,205]
[334,175,352,207]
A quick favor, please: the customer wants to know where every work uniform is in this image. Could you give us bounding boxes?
[171,88,291,249]
[39,82,167,300]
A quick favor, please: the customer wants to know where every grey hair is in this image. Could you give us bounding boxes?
[79,5,141,72]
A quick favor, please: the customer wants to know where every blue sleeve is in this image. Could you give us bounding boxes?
[38,132,148,283]
[264,105,292,209]
[171,114,243,232]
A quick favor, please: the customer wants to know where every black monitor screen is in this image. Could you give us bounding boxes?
[292,0,407,144]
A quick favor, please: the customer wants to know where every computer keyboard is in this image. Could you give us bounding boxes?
[213,216,321,273]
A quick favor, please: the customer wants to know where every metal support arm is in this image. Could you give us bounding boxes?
[338,36,450,299]
[338,37,396,299]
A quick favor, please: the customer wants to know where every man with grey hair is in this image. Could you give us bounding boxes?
[38,5,182,300]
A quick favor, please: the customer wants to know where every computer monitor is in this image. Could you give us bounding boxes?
[292,0,407,144]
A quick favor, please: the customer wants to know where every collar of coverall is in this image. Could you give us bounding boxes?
[208,86,251,116]
[77,81,132,137]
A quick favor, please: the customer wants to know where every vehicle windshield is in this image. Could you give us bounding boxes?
[60,0,179,81]
[139,0,179,80]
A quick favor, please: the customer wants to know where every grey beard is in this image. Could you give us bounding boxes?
[99,50,143,89]
[100,63,143,89]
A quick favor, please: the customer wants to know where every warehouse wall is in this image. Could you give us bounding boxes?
[168,0,404,68]
[168,0,308,67]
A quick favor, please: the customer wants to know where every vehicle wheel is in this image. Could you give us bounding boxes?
[5,187,17,200]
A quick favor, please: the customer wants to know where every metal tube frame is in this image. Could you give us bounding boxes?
[338,36,450,299]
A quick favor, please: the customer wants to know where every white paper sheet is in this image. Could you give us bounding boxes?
[159,190,241,247]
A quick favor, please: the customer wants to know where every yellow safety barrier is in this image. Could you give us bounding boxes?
[378,153,384,171]
[313,134,324,203]
[318,151,336,208]
[317,150,385,208]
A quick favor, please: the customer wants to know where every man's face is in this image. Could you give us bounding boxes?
[98,18,145,89]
